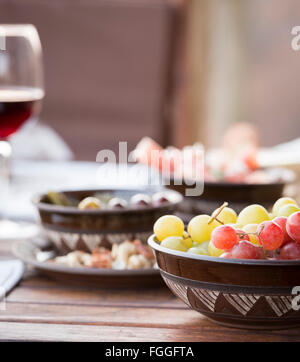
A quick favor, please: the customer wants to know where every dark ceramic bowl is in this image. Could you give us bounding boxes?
[167,167,295,218]
[34,188,182,253]
[148,235,300,330]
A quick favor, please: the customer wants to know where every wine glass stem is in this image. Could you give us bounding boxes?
[0,140,11,186]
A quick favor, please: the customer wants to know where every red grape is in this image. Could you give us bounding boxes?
[220,252,232,258]
[273,216,293,246]
[257,221,284,250]
[286,212,300,243]
[231,241,264,259]
[280,241,300,260]
[265,250,276,258]
[211,225,238,250]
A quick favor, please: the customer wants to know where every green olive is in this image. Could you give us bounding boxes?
[47,191,71,206]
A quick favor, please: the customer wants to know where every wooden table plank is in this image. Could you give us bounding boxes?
[1,301,300,341]
[2,239,300,341]
[2,299,300,339]
[0,301,204,328]
[1,321,299,342]
[7,284,184,309]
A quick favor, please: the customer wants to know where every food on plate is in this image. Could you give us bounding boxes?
[52,250,92,268]
[153,197,300,260]
[133,123,287,184]
[45,191,171,210]
[52,239,156,270]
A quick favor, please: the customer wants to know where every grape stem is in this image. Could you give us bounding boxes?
[236,232,247,240]
[208,202,228,225]
[237,227,267,259]
[207,202,269,259]
[257,225,267,259]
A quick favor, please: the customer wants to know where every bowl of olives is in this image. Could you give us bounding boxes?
[34,188,182,253]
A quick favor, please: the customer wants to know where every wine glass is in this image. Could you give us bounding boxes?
[0,24,44,238]
[0,24,44,175]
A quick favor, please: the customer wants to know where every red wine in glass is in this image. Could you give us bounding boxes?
[0,86,44,139]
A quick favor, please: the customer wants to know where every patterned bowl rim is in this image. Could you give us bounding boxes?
[148,235,300,266]
[33,188,183,215]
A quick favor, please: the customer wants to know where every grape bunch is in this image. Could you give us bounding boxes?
[153,197,300,260]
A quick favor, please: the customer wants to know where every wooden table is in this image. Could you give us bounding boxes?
[1,240,300,342]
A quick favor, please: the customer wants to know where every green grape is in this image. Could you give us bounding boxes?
[212,207,237,224]
[47,191,72,206]
[160,236,188,252]
[200,240,210,252]
[187,215,218,244]
[272,197,298,216]
[237,204,270,226]
[183,231,193,249]
[187,245,209,256]
[208,240,225,257]
[227,223,243,229]
[153,215,184,242]
[278,204,300,217]
[242,223,260,246]
[187,240,210,256]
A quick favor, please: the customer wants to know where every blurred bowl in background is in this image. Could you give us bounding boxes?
[34,188,182,253]
[167,167,295,220]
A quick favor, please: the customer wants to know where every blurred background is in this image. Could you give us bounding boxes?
[1,0,300,161]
